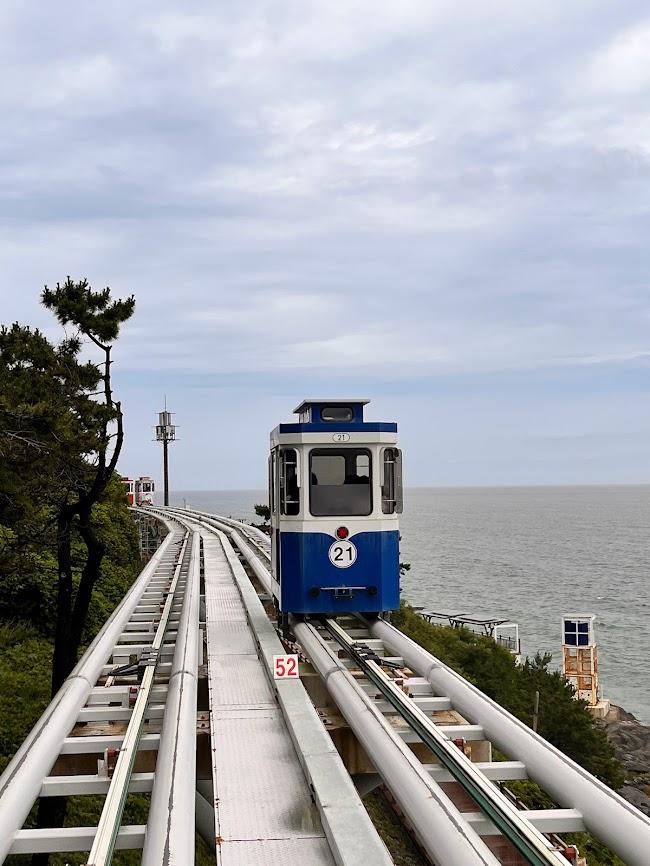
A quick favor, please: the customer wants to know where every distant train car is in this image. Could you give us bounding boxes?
[121,477,135,506]
[269,399,402,617]
[135,476,155,506]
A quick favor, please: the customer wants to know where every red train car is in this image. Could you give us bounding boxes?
[121,477,135,506]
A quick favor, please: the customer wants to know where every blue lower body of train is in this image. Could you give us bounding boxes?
[275,529,400,615]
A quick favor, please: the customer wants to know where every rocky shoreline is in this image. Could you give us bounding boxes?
[599,704,650,815]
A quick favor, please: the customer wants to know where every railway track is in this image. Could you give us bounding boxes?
[0,516,199,863]
[2,504,649,865]
[0,508,384,866]
[169,505,650,866]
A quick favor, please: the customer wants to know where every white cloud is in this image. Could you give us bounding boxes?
[587,20,650,94]
[3,1,650,484]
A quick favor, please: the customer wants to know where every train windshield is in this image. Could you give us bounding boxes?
[309,448,372,516]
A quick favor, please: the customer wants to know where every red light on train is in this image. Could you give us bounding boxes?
[336,526,349,539]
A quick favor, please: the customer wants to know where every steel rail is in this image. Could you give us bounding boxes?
[369,617,650,866]
[323,619,566,866]
[166,506,271,563]
[161,507,274,595]
[0,517,181,865]
[293,618,501,866]
[176,507,270,548]
[142,530,200,866]
[85,531,190,866]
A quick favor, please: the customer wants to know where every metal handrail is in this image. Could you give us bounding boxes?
[85,531,190,866]
[369,617,650,866]
[0,517,181,864]
[324,619,566,866]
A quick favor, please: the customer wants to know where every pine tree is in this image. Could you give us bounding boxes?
[1,278,134,865]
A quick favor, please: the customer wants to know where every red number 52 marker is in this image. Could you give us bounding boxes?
[273,654,299,679]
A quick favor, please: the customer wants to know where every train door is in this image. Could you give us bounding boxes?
[269,449,280,601]
[270,446,301,605]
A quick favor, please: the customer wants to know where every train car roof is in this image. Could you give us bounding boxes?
[293,398,370,414]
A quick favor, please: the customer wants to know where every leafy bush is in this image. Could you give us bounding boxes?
[0,624,52,775]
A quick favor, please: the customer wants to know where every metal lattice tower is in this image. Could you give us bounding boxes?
[155,402,176,506]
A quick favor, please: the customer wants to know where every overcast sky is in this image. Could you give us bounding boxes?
[2,1,650,490]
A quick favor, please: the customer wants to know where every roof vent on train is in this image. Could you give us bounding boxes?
[293,399,370,424]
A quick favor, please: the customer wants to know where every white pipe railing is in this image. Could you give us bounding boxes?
[0,517,181,864]
[369,617,650,866]
[142,531,201,865]
[293,620,500,866]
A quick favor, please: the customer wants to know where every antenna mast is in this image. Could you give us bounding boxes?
[155,402,177,506]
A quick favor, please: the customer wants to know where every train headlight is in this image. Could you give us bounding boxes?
[336,526,349,539]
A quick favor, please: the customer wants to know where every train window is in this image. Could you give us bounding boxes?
[309,448,372,516]
[280,448,300,516]
[321,406,353,422]
[381,448,403,514]
[269,454,275,515]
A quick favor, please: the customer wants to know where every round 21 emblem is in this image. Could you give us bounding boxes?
[328,539,357,568]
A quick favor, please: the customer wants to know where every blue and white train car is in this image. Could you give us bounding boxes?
[269,399,403,617]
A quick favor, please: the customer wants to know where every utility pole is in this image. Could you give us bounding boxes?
[155,401,177,506]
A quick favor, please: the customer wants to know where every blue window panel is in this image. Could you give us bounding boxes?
[564,621,577,645]
[578,622,589,633]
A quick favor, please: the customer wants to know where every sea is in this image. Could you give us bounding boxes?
[173,485,650,724]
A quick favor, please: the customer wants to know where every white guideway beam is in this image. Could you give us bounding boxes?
[156,509,392,866]
[210,525,393,866]
[142,531,200,866]
[293,620,502,866]
[84,531,191,866]
[0,517,182,866]
[324,619,566,866]
[159,507,274,596]
[369,617,650,866]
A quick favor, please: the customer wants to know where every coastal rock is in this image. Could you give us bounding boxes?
[618,784,650,814]
[599,704,650,817]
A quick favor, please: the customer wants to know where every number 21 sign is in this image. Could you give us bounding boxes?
[273,654,299,679]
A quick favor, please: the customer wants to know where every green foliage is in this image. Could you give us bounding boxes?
[42,278,135,345]
[254,503,270,523]
[392,602,623,789]
[1,278,137,695]
[0,480,141,771]
[0,477,139,640]
[363,788,427,866]
[392,603,524,717]
[0,524,59,633]
[0,320,99,526]
[76,477,142,641]
[519,652,624,789]
[563,834,627,866]
[0,624,52,775]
